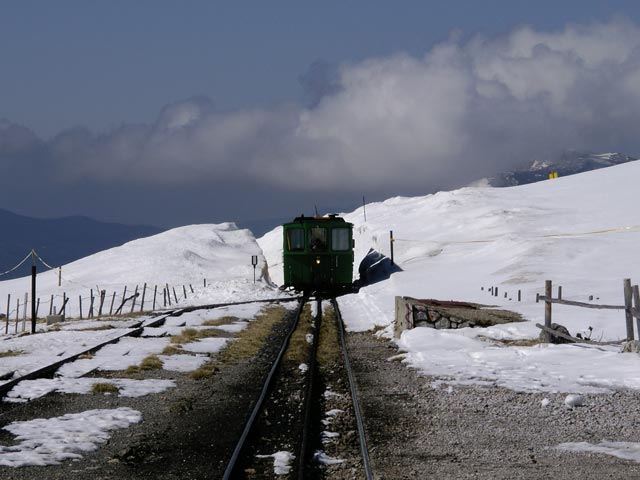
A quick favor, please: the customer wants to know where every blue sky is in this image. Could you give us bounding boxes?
[2,1,640,231]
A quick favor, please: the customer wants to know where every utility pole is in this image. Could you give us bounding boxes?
[31,250,36,333]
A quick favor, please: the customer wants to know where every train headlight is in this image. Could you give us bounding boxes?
[315,258,321,265]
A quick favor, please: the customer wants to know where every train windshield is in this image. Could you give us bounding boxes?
[309,226,327,251]
[332,228,350,251]
[286,228,305,251]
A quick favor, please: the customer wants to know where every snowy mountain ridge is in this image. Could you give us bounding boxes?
[486,150,637,187]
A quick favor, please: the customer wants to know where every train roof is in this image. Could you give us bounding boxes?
[286,214,350,225]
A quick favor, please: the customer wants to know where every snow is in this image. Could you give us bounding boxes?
[4,377,175,403]
[256,451,295,475]
[557,441,640,463]
[314,450,345,465]
[0,223,284,321]
[0,408,141,467]
[180,337,229,353]
[264,160,640,396]
[564,394,585,409]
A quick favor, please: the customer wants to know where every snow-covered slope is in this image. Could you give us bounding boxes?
[259,160,640,394]
[0,223,277,318]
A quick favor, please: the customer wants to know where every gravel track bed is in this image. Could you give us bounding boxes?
[3,317,640,480]
[348,331,640,479]
[0,311,296,480]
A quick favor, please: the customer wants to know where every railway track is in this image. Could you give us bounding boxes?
[0,295,371,479]
[0,297,299,407]
[223,296,373,479]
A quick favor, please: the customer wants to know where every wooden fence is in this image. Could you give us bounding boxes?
[3,278,208,334]
[537,278,640,343]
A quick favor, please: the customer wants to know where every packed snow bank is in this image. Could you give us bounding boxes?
[0,223,281,320]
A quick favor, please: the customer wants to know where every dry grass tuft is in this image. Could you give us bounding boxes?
[317,306,341,366]
[140,355,163,370]
[76,325,115,332]
[170,327,226,345]
[170,327,199,344]
[369,324,387,334]
[189,363,219,380]
[162,345,183,355]
[283,304,314,364]
[92,382,119,394]
[188,305,287,380]
[0,349,23,358]
[201,316,239,327]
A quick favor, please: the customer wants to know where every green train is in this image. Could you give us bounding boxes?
[282,215,355,296]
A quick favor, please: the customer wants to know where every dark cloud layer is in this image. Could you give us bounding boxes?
[2,19,640,228]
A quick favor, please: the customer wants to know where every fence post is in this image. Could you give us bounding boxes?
[31,264,36,334]
[15,298,20,333]
[89,290,95,318]
[153,285,158,311]
[189,284,194,294]
[633,285,640,340]
[518,290,521,302]
[130,285,139,313]
[624,278,634,340]
[98,290,106,317]
[79,296,83,320]
[140,283,147,312]
[558,286,562,300]
[110,292,116,315]
[22,293,27,332]
[183,285,187,300]
[49,294,54,315]
[5,294,10,334]
[390,230,395,265]
[544,280,552,342]
[172,287,178,304]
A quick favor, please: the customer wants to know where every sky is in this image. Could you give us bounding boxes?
[3,0,640,231]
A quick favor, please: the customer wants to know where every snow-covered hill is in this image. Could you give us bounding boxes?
[259,160,640,394]
[0,223,276,319]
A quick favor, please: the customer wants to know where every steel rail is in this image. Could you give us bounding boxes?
[332,298,374,480]
[222,297,307,480]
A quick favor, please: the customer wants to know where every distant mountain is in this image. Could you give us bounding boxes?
[0,209,161,280]
[486,151,638,187]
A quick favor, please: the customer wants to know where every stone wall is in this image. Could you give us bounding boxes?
[394,296,523,338]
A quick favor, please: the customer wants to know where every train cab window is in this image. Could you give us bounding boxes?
[286,228,305,251]
[332,228,350,251]
[309,226,327,251]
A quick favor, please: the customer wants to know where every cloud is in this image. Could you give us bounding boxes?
[3,18,640,194]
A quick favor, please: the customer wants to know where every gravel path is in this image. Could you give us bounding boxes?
[348,331,640,479]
